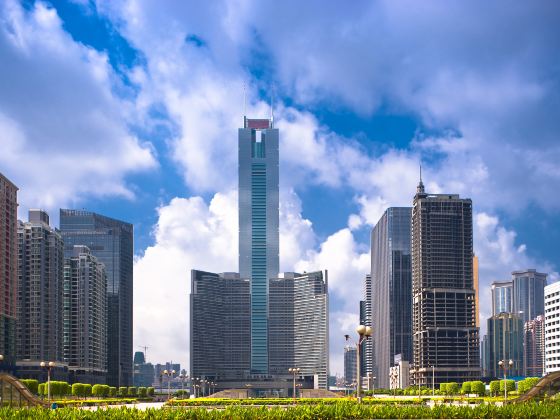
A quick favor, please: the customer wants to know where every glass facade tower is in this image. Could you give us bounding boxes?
[512,269,547,324]
[59,210,133,387]
[238,117,279,374]
[371,207,412,389]
[491,281,513,316]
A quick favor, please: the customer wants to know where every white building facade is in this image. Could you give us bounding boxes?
[544,282,560,374]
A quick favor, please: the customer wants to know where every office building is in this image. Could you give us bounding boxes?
[133,351,155,387]
[17,210,64,367]
[389,354,410,390]
[63,245,107,384]
[344,346,357,385]
[473,254,479,328]
[485,312,524,378]
[360,275,373,377]
[60,209,133,387]
[0,173,17,368]
[411,179,480,386]
[293,270,329,389]
[512,269,547,324]
[524,315,545,377]
[491,281,513,316]
[545,282,560,374]
[190,270,251,381]
[238,116,279,374]
[371,207,412,389]
[269,274,294,376]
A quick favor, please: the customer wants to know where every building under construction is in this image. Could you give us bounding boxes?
[411,178,480,386]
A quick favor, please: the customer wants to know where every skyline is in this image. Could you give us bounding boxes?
[1,0,560,376]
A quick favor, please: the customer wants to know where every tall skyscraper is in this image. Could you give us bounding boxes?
[473,254,479,328]
[491,281,513,316]
[512,269,547,324]
[190,270,251,380]
[17,210,64,366]
[371,207,412,389]
[63,245,107,384]
[485,312,524,378]
[360,275,373,377]
[411,180,480,386]
[524,315,545,377]
[60,210,133,387]
[269,274,295,376]
[544,282,560,375]
[0,173,17,368]
[344,345,357,385]
[238,116,279,374]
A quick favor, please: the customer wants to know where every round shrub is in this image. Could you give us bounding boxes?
[109,386,117,397]
[138,387,147,398]
[470,381,485,396]
[461,381,471,394]
[128,386,137,397]
[147,387,155,397]
[21,379,39,395]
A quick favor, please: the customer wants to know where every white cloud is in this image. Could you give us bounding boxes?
[0,1,156,216]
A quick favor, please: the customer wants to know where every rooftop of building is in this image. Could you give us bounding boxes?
[0,171,18,190]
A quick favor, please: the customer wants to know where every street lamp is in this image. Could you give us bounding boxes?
[498,359,514,400]
[162,369,175,400]
[178,373,188,397]
[288,367,301,404]
[345,324,372,403]
[40,361,56,402]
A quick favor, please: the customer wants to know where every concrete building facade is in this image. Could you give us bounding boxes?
[545,282,560,374]
[63,245,107,384]
[524,315,545,377]
[0,173,17,368]
[411,180,480,386]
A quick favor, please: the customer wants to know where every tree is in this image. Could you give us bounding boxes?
[439,383,447,394]
[147,387,155,397]
[72,383,84,398]
[92,384,110,398]
[461,381,471,394]
[21,379,39,395]
[447,382,459,395]
[489,380,500,396]
[138,387,147,398]
[83,384,92,398]
[499,379,515,393]
[519,377,540,394]
[128,386,137,397]
[118,386,128,397]
[38,383,46,396]
[470,381,485,396]
[109,387,117,397]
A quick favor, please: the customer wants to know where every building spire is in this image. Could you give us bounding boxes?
[269,86,275,128]
[416,164,425,195]
[243,82,247,128]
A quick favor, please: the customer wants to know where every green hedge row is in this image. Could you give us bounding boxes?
[21,380,154,398]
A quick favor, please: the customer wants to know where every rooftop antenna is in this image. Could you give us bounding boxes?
[269,86,275,128]
[420,164,422,183]
[243,82,247,128]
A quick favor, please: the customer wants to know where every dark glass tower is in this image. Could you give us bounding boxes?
[512,269,546,324]
[60,209,133,387]
[238,116,279,374]
[411,180,480,386]
[371,207,412,389]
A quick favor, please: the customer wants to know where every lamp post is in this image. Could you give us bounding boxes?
[498,359,514,401]
[178,373,187,397]
[431,365,435,396]
[0,354,4,372]
[345,324,372,403]
[162,369,175,400]
[40,361,55,402]
[288,367,300,404]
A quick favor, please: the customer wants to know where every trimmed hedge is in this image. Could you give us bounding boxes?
[21,379,39,394]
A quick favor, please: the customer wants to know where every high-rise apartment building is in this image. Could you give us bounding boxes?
[544,282,560,374]
[190,270,251,380]
[17,210,64,366]
[269,274,294,376]
[512,269,547,324]
[344,346,357,385]
[0,173,17,368]
[491,281,513,316]
[524,315,545,377]
[411,180,480,386]
[60,209,133,387]
[485,312,524,378]
[238,116,279,374]
[371,207,412,389]
[63,245,107,384]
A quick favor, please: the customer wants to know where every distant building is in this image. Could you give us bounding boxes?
[512,269,547,324]
[545,282,560,374]
[491,281,513,316]
[60,209,133,387]
[239,116,279,375]
[16,210,65,379]
[474,254,480,328]
[486,313,524,378]
[389,355,410,390]
[0,173,17,368]
[524,315,545,377]
[371,207,412,389]
[155,362,181,387]
[344,346,357,386]
[411,180,480,386]
[63,245,107,384]
[360,274,373,378]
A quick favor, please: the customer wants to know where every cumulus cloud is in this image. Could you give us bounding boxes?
[0,1,156,216]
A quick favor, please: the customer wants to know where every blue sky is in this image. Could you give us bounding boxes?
[1,0,559,375]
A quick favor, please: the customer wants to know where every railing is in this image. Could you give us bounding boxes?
[515,371,560,403]
[0,373,47,407]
